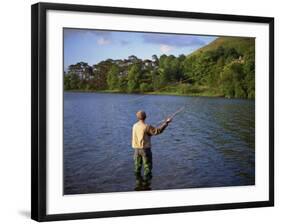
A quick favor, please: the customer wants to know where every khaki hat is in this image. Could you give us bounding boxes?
[136,111,146,120]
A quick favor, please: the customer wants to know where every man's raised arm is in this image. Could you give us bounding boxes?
[146,117,172,136]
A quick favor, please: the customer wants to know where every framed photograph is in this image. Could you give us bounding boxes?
[31,2,274,222]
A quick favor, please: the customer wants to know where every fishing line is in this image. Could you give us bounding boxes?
[154,106,186,126]
[153,96,202,126]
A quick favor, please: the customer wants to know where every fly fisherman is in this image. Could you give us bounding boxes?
[132,111,172,188]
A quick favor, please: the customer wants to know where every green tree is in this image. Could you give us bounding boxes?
[119,76,128,92]
[106,65,120,90]
[140,83,152,92]
[127,63,142,92]
[64,73,71,90]
[220,63,246,98]
[243,50,255,99]
[152,54,159,67]
[183,55,197,84]
[68,72,80,90]
[93,60,114,90]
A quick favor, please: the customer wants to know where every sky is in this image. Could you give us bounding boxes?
[64,28,217,70]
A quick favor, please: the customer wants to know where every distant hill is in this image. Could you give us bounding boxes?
[190,37,255,57]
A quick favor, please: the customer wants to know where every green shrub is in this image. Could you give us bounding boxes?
[140,83,152,92]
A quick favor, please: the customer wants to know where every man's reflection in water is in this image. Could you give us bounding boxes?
[134,174,152,191]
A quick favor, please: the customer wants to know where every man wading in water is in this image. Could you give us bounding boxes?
[132,111,172,190]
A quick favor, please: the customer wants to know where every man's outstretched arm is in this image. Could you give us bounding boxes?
[146,118,172,136]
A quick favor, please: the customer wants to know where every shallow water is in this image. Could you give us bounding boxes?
[63,92,255,194]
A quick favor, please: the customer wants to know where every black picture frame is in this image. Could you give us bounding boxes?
[31,2,274,222]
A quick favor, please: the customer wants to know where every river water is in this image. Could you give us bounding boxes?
[64,92,255,194]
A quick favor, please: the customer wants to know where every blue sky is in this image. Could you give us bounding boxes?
[64,28,217,70]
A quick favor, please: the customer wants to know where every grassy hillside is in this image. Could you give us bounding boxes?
[180,36,255,99]
[191,37,255,57]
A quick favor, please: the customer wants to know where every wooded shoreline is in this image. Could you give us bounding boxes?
[64,89,255,100]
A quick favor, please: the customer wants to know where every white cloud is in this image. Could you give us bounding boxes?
[160,44,173,54]
[97,37,111,45]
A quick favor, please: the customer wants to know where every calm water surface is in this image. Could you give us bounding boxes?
[64,92,255,194]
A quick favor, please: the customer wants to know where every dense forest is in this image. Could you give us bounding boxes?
[64,37,255,99]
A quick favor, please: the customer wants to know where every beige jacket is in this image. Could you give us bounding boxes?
[132,121,168,149]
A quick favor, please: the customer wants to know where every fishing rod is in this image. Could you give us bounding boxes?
[153,95,202,126]
[154,105,186,126]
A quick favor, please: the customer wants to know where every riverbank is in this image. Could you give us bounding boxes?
[64,84,254,99]
[65,89,225,97]
[64,85,228,98]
